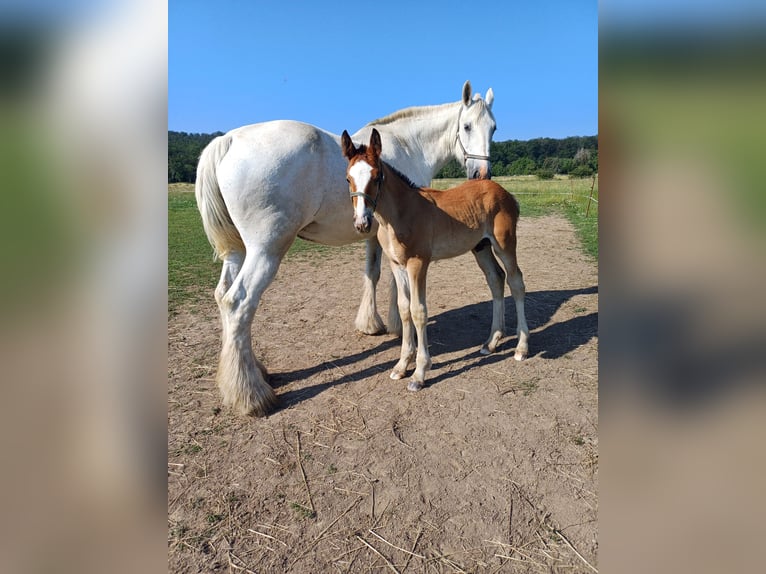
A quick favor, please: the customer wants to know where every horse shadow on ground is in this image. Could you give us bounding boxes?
[601,293,766,410]
[271,286,597,408]
[426,286,597,386]
[269,337,401,408]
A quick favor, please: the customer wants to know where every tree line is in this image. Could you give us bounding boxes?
[168,130,223,183]
[436,135,598,179]
[168,130,598,183]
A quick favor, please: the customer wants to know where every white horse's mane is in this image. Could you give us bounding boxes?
[366,102,457,127]
[366,97,488,128]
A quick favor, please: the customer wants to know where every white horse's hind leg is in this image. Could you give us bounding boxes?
[472,243,506,354]
[215,251,244,332]
[217,248,284,416]
[386,276,402,337]
[215,251,271,385]
[355,238,386,335]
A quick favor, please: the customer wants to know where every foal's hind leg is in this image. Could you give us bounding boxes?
[355,238,386,335]
[505,264,529,360]
[406,259,432,391]
[492,227,530,361]
[472,240,506,355]
[216,245,287,416]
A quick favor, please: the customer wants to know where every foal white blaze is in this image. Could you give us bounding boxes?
[348,160,375,232]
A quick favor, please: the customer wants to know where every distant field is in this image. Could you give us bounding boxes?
[169,175,597,311]
[168,191,332,312]
[168,182,195,193]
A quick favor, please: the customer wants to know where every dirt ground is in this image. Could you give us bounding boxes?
[168,214,598,573]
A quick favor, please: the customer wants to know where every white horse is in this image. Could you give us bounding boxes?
[196,81,496,416]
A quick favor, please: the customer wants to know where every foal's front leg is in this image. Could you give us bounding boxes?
[390,264,415,380]
[407,259,431,391]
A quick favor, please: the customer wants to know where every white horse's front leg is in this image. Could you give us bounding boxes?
[355,238,386,335]
[407,260,431,391]
[389,264,415,380]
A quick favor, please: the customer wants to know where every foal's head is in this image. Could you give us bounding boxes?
[341,128,384,234]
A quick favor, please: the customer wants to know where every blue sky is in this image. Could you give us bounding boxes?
[169,1,597,142]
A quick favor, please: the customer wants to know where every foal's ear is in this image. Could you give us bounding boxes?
[462,80,472,107]
[341,130,355,159]
[369,128,382,157]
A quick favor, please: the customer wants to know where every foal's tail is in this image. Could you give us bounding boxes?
[195,133,246,259]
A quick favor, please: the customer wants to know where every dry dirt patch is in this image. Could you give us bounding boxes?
[169,214,598,573]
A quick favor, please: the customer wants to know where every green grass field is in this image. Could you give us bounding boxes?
[169,175,597,312]
[168,192,335,312]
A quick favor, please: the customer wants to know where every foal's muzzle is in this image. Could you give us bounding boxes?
[354,214,373,234]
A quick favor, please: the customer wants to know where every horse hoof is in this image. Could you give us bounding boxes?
[390,371,405,380]
[358,325,387,336]
[357,324,386,336]
[407,380,424,392]
[355,313,386,336]
[480,345,492,355]
[514,351,527,361]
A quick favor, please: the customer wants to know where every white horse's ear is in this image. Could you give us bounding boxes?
[486,88,494,109]
[462,80,472,107]
[341,130,355,159]
[370,128,382,157]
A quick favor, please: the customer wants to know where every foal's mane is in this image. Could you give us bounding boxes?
[351,144,421,190]
[384,161,421,190]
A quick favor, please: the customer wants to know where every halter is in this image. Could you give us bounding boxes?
[349,171,384,212]
[455,106,491,166]
[349,191,377,211]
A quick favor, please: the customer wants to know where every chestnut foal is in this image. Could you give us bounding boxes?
[342,129,529,390]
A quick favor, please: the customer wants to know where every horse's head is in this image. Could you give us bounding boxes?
[341,128,383,234]
[455,80,496,180]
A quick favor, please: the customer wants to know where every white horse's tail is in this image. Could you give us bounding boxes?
[195,134,246,259]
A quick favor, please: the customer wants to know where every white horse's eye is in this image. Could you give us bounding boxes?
[463,123,471,132]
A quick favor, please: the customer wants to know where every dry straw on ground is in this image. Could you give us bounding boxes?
[169,215,598,573]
